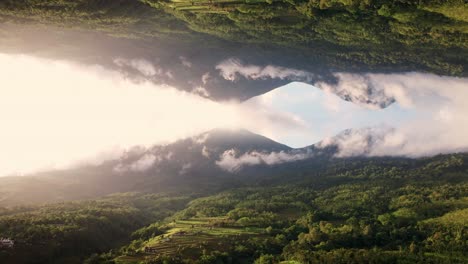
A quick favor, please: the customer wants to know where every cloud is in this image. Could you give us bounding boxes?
[216,149,310,172]
[317,127,395,157]
[114,153,159,173]
[202,72,211,85]
[3,52,467,176]
[165,71,174,79]
[202,146,211,158]
[113,57,159,77]
[192,86,210,97]
[239,72,468,159]
[216,58,314,82]
[179,163,192,175]
[0,53,307,176]
[215,59,394,109]
[315,73,395,109]
[315,73,468,157]
[179,56,192,68]
[193,133,210,145]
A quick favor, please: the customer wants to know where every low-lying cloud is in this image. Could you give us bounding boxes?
[317,127,395,157]
[316,72,468,157]
[315,74,396,109]
[224,71,468,165]
[114,153,159,173]
[216,59,395,109]
[192,86,210,97]
[216,149,311,172]
[113,57,159,77]
[216,58,314,82]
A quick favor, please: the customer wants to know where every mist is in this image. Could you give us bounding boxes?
[1,53,468,176]
[0,53,305,176]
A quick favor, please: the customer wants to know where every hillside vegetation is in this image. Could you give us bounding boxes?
[0,0,466,75]
[0,153,467,263]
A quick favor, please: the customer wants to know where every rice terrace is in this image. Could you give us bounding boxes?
[115,217,266,263]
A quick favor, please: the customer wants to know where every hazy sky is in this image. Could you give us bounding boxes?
[1,53,467,176]
[246,82,418,148]
[0,53,302,175]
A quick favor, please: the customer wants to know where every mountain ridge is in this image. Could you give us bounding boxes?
[0,128,457,206]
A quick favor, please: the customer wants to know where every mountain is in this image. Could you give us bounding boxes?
[0,129,291,206]
[0,129,466,263]
[112,129,293,193]
[0,128,405,206]
[0,133,466,264]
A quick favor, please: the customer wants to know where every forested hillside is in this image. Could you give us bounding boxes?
[0,194,190,264]
[0,153,466,263]
[154,0,468,75]
[0,130,292,206]
[0,0,466,76]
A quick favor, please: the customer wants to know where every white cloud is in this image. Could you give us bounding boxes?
[215,60,395,110]
[216,149,310,172]
[317,127,394,157]
[193,133,210,145]
[192,86,210,97]
[179,163,192,175]
[202,146,210,158]
[202,72,211,85]
[165,71,174,79]
[237,72,468,159]
[114,153,159,173]
[113,57,159,77]
[216,58,313,82]
[315,72,468,157]
[315,73,395,109]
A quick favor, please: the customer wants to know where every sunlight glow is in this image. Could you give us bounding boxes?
[1,53,467,176]
[0,54,242,175]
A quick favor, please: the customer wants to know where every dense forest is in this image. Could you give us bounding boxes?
[156,0,468,75]
[0,153,467,263]
[0,194,190,264]
[0,0,466,75]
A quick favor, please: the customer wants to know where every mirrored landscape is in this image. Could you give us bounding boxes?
[0,1,467,263]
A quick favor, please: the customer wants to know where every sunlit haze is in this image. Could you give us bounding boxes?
[0,54,241,175]
[2,53,468,176]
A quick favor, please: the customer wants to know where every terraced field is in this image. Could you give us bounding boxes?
[165,0,276,12]
[115,217,265,263]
